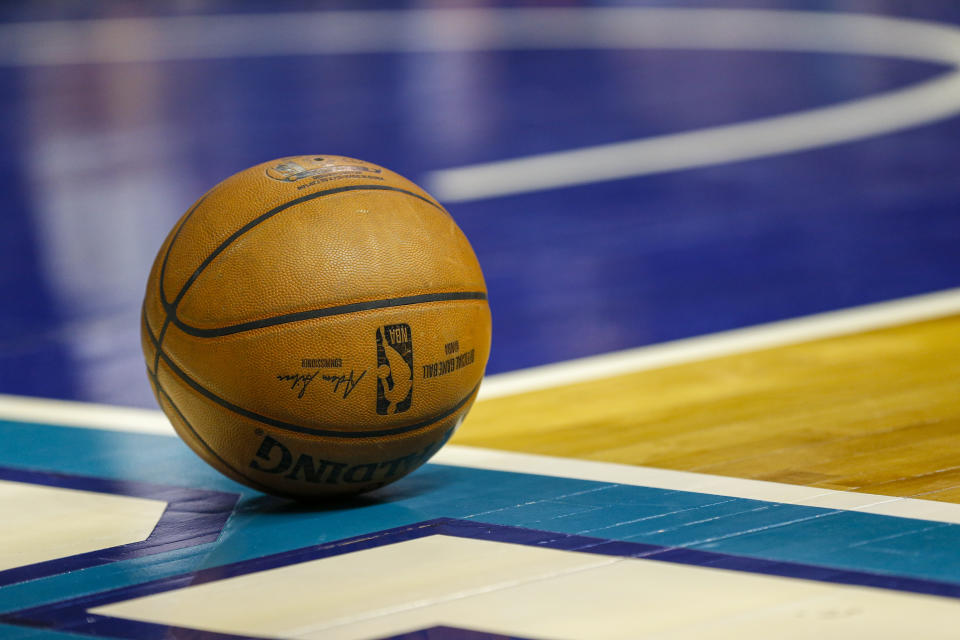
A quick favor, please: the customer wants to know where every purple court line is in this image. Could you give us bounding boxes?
[0,466,239,587]
[4,517,960,639]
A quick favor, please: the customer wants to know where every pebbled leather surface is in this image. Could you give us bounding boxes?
[141,155,491,497]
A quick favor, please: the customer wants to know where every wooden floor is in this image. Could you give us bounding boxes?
[456,315,960,502]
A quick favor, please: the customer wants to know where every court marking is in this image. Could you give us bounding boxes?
[6,518,960,640]
[0,467,238,588]
[6,287,960,524]
[3,9,960,202]
[7,286,960,430]
[424,8,960,200]
[435,448,960,526]
[478,286,960,399]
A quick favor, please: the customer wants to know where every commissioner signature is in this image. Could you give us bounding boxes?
[277,369,366,400]
[322,369,366,399]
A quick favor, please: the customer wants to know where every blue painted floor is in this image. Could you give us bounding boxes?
[2,1,960,406]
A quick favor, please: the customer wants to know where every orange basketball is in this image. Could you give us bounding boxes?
[141,156,491,499]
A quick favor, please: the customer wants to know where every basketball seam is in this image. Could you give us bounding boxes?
[144,312,279,494]
[143,308,480,439]
[150,183,447,416]
[162,184,444,315]
[154,194,209,376]
[172,291,488,337]
[149,369,279,495]
[159,193,209,309]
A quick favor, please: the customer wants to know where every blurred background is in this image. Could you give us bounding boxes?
[2,0,959,408]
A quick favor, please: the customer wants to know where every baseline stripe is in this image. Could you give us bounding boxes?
[433,447,960,525]
[4,392,960,524]
[478,286,960,400]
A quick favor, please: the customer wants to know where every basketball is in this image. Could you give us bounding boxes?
[140,156,491,499]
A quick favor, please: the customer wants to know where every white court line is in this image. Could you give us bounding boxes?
[2,8,958,66]
[424,9,960,201]
[2,10,959,525]
[1,395,958,525]
[3,9,960,201]
[2,287,960,523]
[478,286,960,399]
[434,447,960,526]
[3,287,958,425]
[0,394,172,435]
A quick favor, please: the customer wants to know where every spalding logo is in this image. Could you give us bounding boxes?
[376,324,413,414]
[249,434,441,485]
[265,158,382,182]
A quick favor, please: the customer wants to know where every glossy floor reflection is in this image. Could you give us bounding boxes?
[3,3,960,407]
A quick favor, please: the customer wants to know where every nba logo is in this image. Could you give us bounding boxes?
[375,324,413,415]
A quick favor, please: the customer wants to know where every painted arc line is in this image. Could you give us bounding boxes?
[3,8,960,65]
[429,72,960,201]
[3,9,959,198]
[3,286,960,430]
[422,9,960,201]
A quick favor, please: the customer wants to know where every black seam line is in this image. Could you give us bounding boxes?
[159,193,209,309]
[141,299,170,378]
[143,314,279,494]
[145,309,479,438]
[149,371,279,496]
[164,184,443,314]
[152,316,171,377]
[157,195,209,377]
[173,291,488,338]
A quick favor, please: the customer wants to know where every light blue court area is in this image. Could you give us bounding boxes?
[3,418,960,629]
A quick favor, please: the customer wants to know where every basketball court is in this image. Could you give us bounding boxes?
[3,2,960,638]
